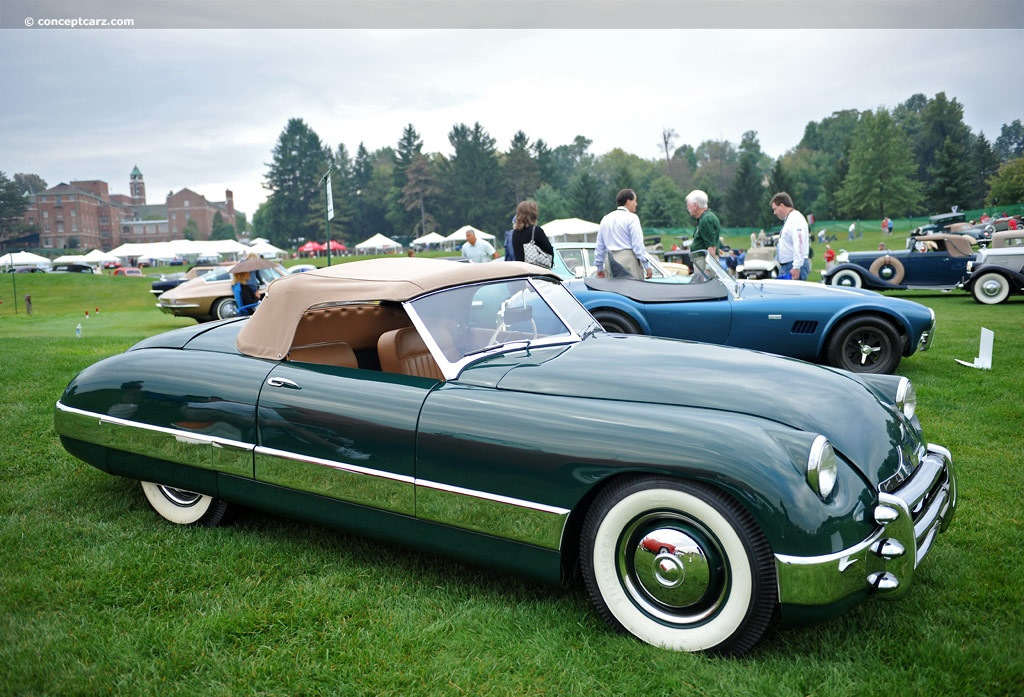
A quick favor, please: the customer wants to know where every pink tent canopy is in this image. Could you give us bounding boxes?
[328,240,347,251]
[297,241,325,253]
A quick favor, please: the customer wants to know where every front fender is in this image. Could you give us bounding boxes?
[962,264,1024,289]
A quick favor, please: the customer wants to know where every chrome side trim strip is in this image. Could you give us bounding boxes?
[55,402,254,478]
[253,445,416,517]
[57,402,570,550]
[416,479,570,551]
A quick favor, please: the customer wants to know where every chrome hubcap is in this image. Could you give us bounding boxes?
[980,279,1003,298]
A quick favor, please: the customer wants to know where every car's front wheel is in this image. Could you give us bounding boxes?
[971,272,1011,304]
[140,482,231,526]
[580,476,777,655]
[828,268,863,288]
[826,316,902,373]
[592,309,641,334]
[212,297,240,320]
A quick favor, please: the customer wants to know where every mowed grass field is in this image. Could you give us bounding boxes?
[0,260,1022,696]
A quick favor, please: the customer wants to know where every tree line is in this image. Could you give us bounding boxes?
[253,92,1024,250]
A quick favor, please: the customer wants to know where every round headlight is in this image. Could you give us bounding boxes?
[807,435,838,499]
[895,377,916,420]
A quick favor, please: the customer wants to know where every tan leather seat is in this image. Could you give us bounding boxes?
[377,327,444,380]
[288,342,358,369]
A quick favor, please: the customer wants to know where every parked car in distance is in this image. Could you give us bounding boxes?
[149,264,220,297]
[736,246,780,279]
[112,267,144,277]
[564,249,935,374]
[5,266,47,273]
[51,263,99,274]
[287,263,318,274]
[959,230,1024,304]
[156,262,286,321]
[822,233,976,291]
[55,257,957,655]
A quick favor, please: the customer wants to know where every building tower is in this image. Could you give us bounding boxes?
[129,165,146,205]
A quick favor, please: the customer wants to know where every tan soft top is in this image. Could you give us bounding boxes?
[236,257,556,360]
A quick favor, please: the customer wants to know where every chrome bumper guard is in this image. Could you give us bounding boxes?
[775,443,956,606]
[918,314,937,352]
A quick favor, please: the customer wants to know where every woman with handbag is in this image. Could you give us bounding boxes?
[510,200,554,269]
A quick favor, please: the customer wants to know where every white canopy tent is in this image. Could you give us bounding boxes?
[355,233,402,254]
[0,251,51,270]
[411,231,447,248]
[83,249,120,264]
[107,240,252,265]
[52,254,90,265]
[247,240,286,259]
[445,226,495,251]
[542,218,600,243]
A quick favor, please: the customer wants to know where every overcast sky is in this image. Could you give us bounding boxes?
[2,1,1022,222]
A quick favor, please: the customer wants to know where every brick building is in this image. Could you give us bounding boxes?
[25,166,238,251]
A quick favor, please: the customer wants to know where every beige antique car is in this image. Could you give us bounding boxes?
[157,263,286,321]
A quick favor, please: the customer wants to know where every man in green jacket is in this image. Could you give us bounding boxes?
[686,189,720,276]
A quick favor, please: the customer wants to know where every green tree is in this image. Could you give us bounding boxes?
[568,170,605,223]
[994,119,1024,161]
[969,133,1002,209]
[13,173,47,196]
[532,183,572,222]
[400,153,441,238]
[643,175,687,228]
[440,122,504,232]
[0,171,29,244]
[234,212,247,236]
[263,118,330,247]
[210,211,236,240]
[926,136,972,212]
[387,124,424,238]
[182,219,200,241]
[503,131,540,205]
[986,157,1024,207]
[725,131,769,226]
[836,108,922,218]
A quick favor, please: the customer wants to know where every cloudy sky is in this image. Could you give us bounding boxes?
[1,1,1022,221]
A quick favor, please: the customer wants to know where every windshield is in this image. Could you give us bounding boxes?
[203,265,286,284]
[407,277,592,367]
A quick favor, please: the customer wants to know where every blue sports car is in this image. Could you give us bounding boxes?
[556,247,936,374]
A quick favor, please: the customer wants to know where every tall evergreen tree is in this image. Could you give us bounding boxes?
[725,131,768,226]
[0,171,30,243]
[994,119,1024,161]
[836,108,922,219]
[569,170,605,223]
[440,122,504,232]
[263,118,329,247]
[503,131,540,205]
[388,125,424,236]
[400,153,441,238]
[968,133,1001,209]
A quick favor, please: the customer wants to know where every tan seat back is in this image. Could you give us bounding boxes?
[288,342,358,369]
[378,328,444,380]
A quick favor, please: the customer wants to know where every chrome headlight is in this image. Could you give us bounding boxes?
[895,377,916,420]
[807,435,838,499]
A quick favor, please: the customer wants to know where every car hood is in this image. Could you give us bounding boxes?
[492,333,912,483]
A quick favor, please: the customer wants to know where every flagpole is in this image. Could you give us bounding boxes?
[319,168,333,267]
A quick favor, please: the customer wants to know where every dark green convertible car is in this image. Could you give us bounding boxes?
[54,258,957,655]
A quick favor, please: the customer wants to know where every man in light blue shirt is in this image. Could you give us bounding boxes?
[461,229,497,263]
[594,189,652,279]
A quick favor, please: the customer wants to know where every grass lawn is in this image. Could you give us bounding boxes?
[1,267,1022,696]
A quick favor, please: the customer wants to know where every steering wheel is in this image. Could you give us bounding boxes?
[488,317,538,346]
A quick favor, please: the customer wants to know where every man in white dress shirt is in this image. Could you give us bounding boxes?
[771,192,810,280]
[594,189,652,279]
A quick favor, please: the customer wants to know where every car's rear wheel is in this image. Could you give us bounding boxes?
[971,272,1011,304]
[592,309,641,334]
[828,268,862,288]
[140,481,231,526]
[581,476,777,655]
[212,297,240,320]
[826,316,902,373]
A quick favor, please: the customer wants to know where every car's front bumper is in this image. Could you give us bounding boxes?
[774,443,956,607]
